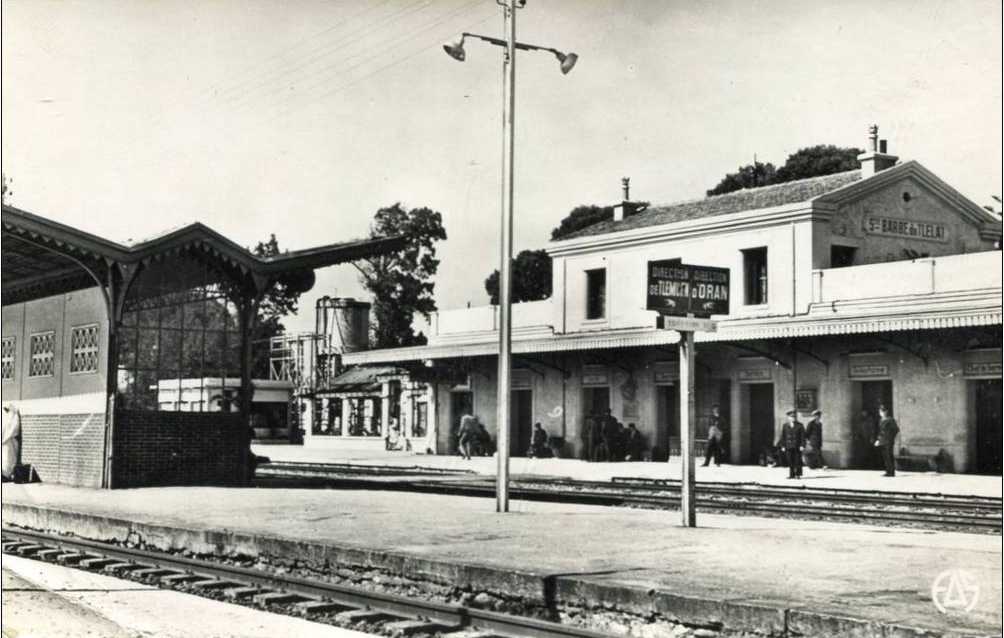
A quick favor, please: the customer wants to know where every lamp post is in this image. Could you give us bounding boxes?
[444,1,577,513]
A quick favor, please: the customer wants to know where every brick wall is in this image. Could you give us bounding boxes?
[20,413,105,488]
[113,410,248,488]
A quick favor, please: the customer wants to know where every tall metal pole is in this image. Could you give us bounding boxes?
[679,330,696,526]
[495,0,517,513]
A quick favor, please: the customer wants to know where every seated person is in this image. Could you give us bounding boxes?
[623,423,645,461]
[385,420,405,451]
[528,422,552,458]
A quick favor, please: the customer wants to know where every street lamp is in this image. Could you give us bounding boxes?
[444,2,577,513]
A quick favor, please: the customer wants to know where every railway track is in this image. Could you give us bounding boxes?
[1,527,607,638]
[256,461,1002,534]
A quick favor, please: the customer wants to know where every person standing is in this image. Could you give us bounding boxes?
[804,409,824,469]
[457,414,476,460]
[875,405,900,477]
[529,422,549,458]
[702,405,725,467]
[776,409,805,479]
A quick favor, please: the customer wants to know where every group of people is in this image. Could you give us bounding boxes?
[583,410,646,462]
[774,405,899,478]
[456,414,495,460]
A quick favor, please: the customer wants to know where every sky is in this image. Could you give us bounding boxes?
[3,0,1002,334]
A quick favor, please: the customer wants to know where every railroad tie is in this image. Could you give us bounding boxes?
[384,619,458,636]
[190,579,243,591]
[253,592,310,606]
[294,600,355,615]
[79,557,118,569]
[55,552,89,565]
[14,544,46,556]
[160,573,206,586]
[132,567,176,579]
[35,548,64,561]
[224,586,268,600]
[334,609,401,624]
[103,563,143,575]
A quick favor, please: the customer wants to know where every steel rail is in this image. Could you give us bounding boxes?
[1,527,608,638]
[256,465,1001,533]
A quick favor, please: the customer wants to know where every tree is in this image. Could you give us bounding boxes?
[484,249,553,305]
[249,234,302,377]
[705,146,863,196]
[356,203,447,348]
[772,145,863,183]
[2,172,13,204]
[550,205,615,240]
[706,161,776,196]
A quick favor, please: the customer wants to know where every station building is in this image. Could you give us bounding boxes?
[1,204,402,487]
[341,139,1003,474]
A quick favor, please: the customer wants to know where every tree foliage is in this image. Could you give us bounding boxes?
[484,249,553,305]
[706,145,863,196]
[250,234,301,377]
[356,203,447,348]
[706,161,776,196]
[550,205,615,240]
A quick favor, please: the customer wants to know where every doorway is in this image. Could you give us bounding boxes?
[449,391,473,455]
[747,383,774,463]
[850,380,892,468]
[510,389,533,456]
[973,379,1002,475]
[655,384,679,461]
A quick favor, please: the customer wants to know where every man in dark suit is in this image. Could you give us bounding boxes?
[804,409,824,469]
[875,405,900,477]
[776,409,805,479]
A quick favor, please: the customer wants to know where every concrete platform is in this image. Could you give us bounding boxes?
[2,483,1000,637]
[256,445,1004,498]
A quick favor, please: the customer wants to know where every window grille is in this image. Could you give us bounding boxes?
[28,332,55,378]
[70,324,100,374]
[1,337,15,381]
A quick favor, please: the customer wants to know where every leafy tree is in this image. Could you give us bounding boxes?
[2,172,13,204]
[484,249,553,305]
[772,145,863,183]
[706,146,863,196]
[706,161,776,196]
[249,234,301,377]
[355,203,447,348]
[550,205,615,240]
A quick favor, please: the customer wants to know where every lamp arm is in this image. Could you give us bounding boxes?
[462,32,561,56]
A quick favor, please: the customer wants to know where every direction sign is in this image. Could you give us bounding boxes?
[647,260,730,318]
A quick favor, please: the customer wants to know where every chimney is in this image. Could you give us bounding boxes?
[613,177,645,221]
[857,124,899,177]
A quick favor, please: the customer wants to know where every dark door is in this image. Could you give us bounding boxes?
[583,386,610,416]
[450,391,473,455]
[718,381,732,462]
[511,389,533,456]
[860,380,893,415]
[655,384,679,460]
[748,383,774,463]
[974,379,1002,475]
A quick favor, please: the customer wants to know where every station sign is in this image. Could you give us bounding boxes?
[646,259,730,318]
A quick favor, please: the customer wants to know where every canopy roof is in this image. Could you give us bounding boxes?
[2,204,405,305]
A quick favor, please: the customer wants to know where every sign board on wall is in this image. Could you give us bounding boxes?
[964,361,1002,377]
[849,364,890,378]
[737,368,771,381]
[582,365,609,386]
[647,260,730,318]
[864,216,949,243]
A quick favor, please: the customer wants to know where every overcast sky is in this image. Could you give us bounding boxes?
[3,0,1001,333]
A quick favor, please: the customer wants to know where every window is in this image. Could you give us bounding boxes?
[28,332,55,378]
[1,337,15,381]
[742,247,768,305]
[830,245,856,269]
[585,268,606,320]
[70,324,100,374]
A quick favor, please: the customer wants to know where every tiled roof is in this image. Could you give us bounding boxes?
[561,170,863,240]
